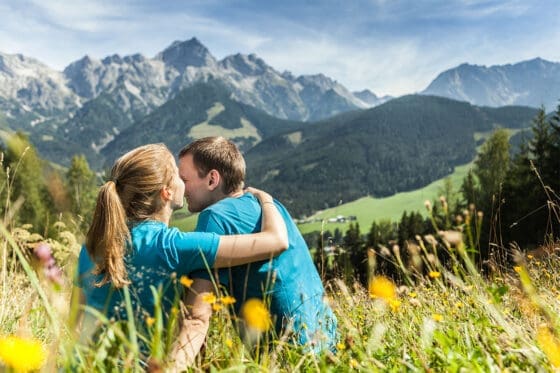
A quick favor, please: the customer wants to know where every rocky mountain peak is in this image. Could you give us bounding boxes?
[220,53,270,75]
[102,54,124,65]
[422,58,560,110]
[157,37,217,71]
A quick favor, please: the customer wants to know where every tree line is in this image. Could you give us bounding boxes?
[308,102,560,285]
[0,133,98,236]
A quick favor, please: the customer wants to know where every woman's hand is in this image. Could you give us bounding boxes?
[244,186,274,204]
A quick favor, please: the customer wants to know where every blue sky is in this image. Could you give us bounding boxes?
[1,0,559,96]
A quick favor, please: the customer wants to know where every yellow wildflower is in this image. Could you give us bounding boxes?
[513,266,522,273]
[349,358,359,369]
[241,298,272,332]
[336,342,345,351]
[202,293,217,304]
[212,303,223,312]
[429,271,441,279]
[145,316,155,327]
[432,314,443,322]
[527,254,534,260]
[389,299,401,312]
[409,292,417,298]
[225,339,233,348]
[0,335,45,372]
[179,276,194,288]
[536,326,560,367]
[368,276,397,301]
[220,295,236,305]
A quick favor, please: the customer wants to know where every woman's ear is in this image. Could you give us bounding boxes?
[161,186,172,201]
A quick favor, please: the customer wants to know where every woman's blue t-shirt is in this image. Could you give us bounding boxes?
[78,220,220,321]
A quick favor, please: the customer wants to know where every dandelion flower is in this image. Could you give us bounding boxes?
[202,293,217,304]
[212,303,223,312]
[145,317,155,327]
[368,276,397,301]
[336,342,345,351]
[428,271,441,279]
[179,276,193,288]
[513,266,522,273]
[389,299,401,311]
[432,314,443,322]
[536,326,560,367]
[0,335,45,372]
[349,359,359,369]
[241,298,271,332]
[220,295,236,305]
[225,339,233,348]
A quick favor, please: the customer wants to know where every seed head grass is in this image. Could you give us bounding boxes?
[1,218,560,370]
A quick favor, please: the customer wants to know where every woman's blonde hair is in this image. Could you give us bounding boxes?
[85,143,175,288]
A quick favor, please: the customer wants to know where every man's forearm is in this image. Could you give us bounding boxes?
[170,316,210,370]
[168,278,215,371]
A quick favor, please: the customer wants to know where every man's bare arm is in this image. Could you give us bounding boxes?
[169,278,214,371]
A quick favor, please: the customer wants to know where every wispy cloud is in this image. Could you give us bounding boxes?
[0,0,559,96]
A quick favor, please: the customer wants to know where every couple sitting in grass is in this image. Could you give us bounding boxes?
[75,137,337,369]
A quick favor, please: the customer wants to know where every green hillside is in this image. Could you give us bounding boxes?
[245,95,537,217]
[297,162,473,234]
[101,81,303,166]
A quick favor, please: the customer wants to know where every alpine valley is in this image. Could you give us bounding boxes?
[1,37,557,217]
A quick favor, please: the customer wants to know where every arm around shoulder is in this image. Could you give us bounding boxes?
[213,187,288,268]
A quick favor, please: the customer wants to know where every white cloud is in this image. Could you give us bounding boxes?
[0,0,559,95]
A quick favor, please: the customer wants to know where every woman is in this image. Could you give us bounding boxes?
[74,143,288,362]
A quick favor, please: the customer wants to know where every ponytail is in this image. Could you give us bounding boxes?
[84,143,175,289]
[86,180,130,288]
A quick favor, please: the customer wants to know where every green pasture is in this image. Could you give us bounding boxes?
[297,162,473,234]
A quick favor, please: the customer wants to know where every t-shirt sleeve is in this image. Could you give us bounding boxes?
[192,209,231,286]
[171,229,221,273]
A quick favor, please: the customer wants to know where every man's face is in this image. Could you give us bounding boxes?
[178,154,214,213]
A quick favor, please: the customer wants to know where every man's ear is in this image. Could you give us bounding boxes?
[207,169,221,191]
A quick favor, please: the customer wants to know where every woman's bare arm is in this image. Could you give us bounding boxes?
[213,187,288,268]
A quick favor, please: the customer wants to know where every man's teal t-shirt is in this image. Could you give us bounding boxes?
[192,193,337,351]
[78,220,220,321]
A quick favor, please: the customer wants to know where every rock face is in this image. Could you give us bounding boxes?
[0,52,80,117]
[422,58,560,110]
[2,37,381,129]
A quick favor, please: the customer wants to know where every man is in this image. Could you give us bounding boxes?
[177,136,337,354]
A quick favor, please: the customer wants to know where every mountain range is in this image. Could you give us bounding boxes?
[0,37,557,217]
[422,58,560,111]
[0,37,386,130]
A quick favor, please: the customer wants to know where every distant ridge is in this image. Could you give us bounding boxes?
[422,58,560,111]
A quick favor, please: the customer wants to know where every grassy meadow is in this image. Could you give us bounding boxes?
[1,128,560,371]
[1,202,560,371]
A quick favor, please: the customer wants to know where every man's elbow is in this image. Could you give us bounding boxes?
[278,234,289,253]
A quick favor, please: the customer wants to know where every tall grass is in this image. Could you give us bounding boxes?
[1,152,559,371]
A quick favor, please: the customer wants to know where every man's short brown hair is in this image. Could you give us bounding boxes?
[179,137,246,194]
